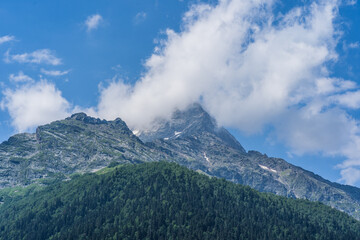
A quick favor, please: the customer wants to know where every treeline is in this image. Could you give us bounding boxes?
[0,162,359,239]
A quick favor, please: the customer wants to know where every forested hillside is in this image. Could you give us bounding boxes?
[0,162,359,240]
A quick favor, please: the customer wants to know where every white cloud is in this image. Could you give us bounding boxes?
[134,12,147,25]
[343,41,360,50]
[85,14,103,32]
[9,71,34,83]
[345,0,357,5]
[40,68,70,76]
[95,0,339,130]
[274,108,358,156]
[97,80,133,120]
[0,35,15,45]
[0,81,71,132]
[348,42,360,49]
[91,0,360,185]
[4,49,62,65]
[340,168,360,185]
[333,91,360,109]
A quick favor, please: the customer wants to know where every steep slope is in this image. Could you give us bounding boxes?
[1,104,360,220]
[1,162,359,240]
[0,113,167,188]
[138,103,245,153]
[138,103,360,220]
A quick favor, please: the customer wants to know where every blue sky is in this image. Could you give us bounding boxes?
[0,0,360,186]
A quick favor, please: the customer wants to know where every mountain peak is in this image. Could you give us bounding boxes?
[67,112,108,124]
[70,112,88,119]
[138,103,246,152]
[173,102,211,118]
[172,103,217,131]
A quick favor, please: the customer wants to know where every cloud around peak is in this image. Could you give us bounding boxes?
[95,0,340,130]
[91,0,360,185]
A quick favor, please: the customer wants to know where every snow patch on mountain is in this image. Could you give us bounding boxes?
[259,164,277,173]
[204,152,210,163]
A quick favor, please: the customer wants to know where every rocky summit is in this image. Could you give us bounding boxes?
[1,103,360,220]
[0,113,169,188]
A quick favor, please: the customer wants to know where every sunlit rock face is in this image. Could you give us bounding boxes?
[1,103,360,220]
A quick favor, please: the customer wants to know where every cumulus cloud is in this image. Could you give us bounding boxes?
[0,81,71,132]
[4,49,62,65]
[40,68,70,76]
[95,0,339,129]
[0,35,15,45]
[9,71,34,83]
[85,14,103,32]
[90,0,360,185]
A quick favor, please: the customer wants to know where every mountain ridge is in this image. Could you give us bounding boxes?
[1,103,360,220]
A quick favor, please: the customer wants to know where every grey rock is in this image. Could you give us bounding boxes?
[138,103,245,153]
[0,113,168,188]
[1,104,360,220]
[138,104,360,220]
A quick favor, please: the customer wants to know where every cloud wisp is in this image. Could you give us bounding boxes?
[40,68,70,76]
[4,49,62,65]
[85,14,103,32]
[9,71,34,83]
[134,12,147,25]
[0,35,15,45]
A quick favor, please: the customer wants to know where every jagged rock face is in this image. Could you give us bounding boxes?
[1,104,360,220]
[138,103,245,153]
[0,113,168,188]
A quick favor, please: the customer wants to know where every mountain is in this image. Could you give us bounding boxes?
[0,113,167,188]
[138,103,360,220]
[1,162,360,240]
[137,103,245,153]
[1,103,360,220]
